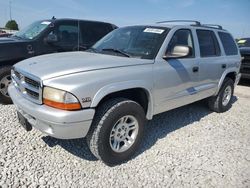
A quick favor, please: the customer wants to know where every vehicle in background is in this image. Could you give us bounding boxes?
[0,28,16,37]
[9,21,241,165]
[237,38,250,79]
[0,32,12,38]
[0,18,117,104]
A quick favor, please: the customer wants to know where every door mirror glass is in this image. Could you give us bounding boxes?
[164,45,191,59]
[46,33,58,43]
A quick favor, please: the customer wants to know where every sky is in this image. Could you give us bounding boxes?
[0,0,249,38]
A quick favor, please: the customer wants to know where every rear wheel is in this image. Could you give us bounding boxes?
[87,98,146,166]
[0,66,13,104]
[208,78,234,113]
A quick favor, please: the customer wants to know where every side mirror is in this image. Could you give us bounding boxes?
[163,45,191,59]
[45,33,58,43]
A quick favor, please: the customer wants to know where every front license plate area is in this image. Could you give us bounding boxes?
[17,112,32,131]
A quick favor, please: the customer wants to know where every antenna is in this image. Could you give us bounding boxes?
[156,20,201,26]
[9,0,12,20]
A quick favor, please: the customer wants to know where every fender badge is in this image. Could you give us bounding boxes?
[82,97,91,103]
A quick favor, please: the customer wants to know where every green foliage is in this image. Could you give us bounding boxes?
[5,20,19,30]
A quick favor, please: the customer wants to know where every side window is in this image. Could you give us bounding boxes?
[167,29,195,58]
[80,22,111,47]
[58,24,78,45]
[196,30,221,57]
[48,22,78,47]
[218,32,238,55]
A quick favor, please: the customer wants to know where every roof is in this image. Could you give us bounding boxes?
[44,18,116,26]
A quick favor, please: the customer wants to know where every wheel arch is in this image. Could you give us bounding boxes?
[215,68,237,95]
[91,82,154,120]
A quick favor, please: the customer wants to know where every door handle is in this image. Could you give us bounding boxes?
[222,64,227,69]
[192,66,199,73]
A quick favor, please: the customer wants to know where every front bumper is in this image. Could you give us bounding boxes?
[8,84,95,139]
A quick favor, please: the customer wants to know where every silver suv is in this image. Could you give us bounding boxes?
[8,20,241,166]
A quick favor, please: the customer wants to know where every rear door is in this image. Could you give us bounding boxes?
[217,31,241,74]
[194,29,224,96]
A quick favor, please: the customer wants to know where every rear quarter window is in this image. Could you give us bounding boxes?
[218,32,238,56]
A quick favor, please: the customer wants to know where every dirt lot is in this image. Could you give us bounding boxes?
[0,81,250,187]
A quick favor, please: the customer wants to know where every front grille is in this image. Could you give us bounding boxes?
[14,70,21,79]
[24,77,40,89]
[26,88,39,99]
[11,69,42,104]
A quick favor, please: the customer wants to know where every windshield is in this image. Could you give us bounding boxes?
[92,26,169,59]
[13,20,51,40]
[237,38,250,48]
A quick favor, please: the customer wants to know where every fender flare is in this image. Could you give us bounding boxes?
[91,80,154,120]
[215,67,238,95]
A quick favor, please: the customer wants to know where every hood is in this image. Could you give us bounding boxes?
[0,37,29,62]
[239,47,250,55]
[0,36,27,43]
[14,51,153,80]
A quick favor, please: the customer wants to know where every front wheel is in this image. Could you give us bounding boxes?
[208,78,234,113]
[87,98,146,166]
[0,66,13,104]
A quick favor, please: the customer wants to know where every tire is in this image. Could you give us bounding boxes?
[87,98,146,166]
[208,78,234,113]
[0,66,13,104]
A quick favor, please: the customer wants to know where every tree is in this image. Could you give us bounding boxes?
[5,20,19,30]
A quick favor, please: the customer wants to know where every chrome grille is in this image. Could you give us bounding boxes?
[11,69,42,104]
[24,77,40,89]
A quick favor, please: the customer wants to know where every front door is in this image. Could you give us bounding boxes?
[153,29,200,114]
[38,20,79,54]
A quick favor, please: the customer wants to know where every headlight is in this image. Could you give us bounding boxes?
[43,87,81,110]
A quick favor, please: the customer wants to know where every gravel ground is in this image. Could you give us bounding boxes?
[0,83,250,188]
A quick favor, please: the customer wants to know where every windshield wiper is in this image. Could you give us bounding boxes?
[102,48,130,57]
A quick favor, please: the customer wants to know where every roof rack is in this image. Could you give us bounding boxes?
[156,20,201,26]
[202,24,223,30]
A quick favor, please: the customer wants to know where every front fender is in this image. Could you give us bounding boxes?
[91,80,154,120]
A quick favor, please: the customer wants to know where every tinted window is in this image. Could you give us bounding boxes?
[58,24,78,44]
[47,22,79,51]
[197,30,221,57]
[80,22,112,47]
[167,29,195,57]
[219,32,238,55]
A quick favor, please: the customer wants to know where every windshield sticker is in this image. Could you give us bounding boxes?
[41,21,51,25]
[144,28,165,34]
[238,39,246,44]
